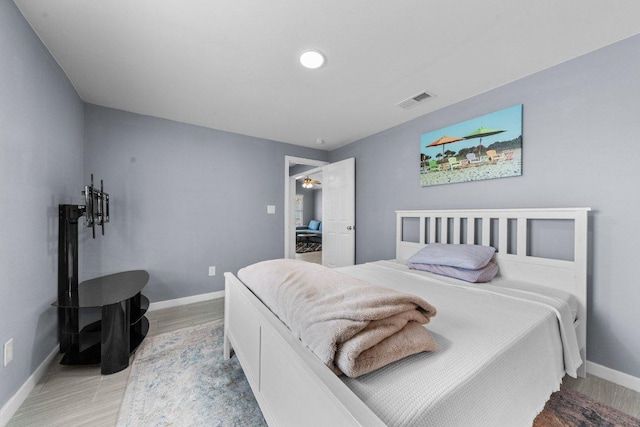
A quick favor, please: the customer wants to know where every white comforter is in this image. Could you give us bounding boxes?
[336,260,582,427]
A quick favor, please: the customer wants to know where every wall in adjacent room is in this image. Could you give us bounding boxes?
[296,181,317,225]
[82,104,328,303]
[0,0,84,413]
[330,34,640,379]
[314,189,323,221]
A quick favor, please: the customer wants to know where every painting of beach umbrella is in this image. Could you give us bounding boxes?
[426,135,464,157]
[463,127,505,158]
[463,127,505,146]
[420,104,522,187]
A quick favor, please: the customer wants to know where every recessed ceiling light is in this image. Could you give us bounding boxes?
[300,50,325,69]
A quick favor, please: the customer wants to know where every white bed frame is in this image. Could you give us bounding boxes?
[224,207,590,427]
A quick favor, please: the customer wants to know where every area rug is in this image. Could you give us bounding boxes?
[534,385,640,427]
[117,319,266,427]
[296,241,322,253]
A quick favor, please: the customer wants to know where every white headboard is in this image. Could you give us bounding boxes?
[395,207,591,376]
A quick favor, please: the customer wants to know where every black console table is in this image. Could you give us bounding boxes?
[54,270,149,375]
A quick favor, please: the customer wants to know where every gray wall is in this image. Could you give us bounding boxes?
[295,182,322,225]
[0,0,84,411]
[295,181,317,225]
[82,104,328,302]
[331,34,640,379]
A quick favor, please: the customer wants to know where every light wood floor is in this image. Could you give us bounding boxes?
[7,298,640,426]
[563,374,640,418]
[295,249,322,264]
[7,299,224,427]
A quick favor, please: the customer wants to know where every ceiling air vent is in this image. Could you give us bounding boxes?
[397,91,434,110]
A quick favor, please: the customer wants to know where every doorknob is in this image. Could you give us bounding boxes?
[347,226,356,230]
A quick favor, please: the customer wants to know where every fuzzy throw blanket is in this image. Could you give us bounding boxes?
[237,259,437,378]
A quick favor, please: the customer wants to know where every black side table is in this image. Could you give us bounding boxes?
[53,270,149,374]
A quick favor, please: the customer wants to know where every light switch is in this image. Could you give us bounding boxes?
[4,338,14,367]
[267,205,276,214]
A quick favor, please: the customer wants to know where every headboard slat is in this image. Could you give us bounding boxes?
[498,217,508,254]
[453,217,461,244]
[441,218,448,244]
[429,218,436,244]
[517,218,528,256]
[467,218,476,245]
[481,217,491,246]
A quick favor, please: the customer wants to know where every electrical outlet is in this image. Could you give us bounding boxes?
[4,338,14,367]
[208,266,216,276]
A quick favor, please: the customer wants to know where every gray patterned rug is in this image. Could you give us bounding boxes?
[117,320,266,427]
[296,242,322,253]
[534,385,640,427]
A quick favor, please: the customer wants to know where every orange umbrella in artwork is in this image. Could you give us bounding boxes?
[426,135,464,157]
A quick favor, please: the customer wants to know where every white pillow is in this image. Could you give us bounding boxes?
[408,261,498,283]
[407,243,496,270]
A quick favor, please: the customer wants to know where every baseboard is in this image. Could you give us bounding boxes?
[148,290,224,312]
[587,361,640,393]
[0,345,59,427]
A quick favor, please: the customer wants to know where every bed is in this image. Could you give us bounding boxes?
[223,208,590,426]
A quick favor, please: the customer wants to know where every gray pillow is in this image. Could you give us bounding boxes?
[408,261,498,283]
[407,243,496,270]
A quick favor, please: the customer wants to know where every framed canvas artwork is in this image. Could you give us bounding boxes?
[420,104,522,186]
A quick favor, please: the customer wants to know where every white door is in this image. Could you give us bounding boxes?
[322,158,355,267]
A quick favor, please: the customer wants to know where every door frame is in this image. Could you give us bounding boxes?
[284,156,328,259]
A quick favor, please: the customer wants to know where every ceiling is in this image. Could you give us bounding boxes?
[14,1,640,151]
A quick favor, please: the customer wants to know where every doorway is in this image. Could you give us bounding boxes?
[285,156,327,263]
[294,169,323,264]
[284,156,356,267]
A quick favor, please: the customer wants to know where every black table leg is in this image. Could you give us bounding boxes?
[101,299,130,375]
